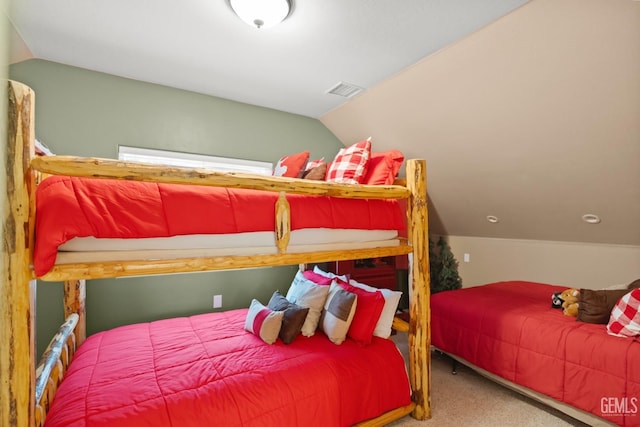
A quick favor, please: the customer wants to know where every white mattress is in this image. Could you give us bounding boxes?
[55,228,399,265]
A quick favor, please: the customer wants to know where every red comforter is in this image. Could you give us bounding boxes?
[431,281,640,427]
[44,309,411,427]
[34,176,405,276]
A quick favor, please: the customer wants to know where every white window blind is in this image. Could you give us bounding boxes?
[118,146,273,176]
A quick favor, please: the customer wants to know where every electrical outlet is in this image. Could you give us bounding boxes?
[213,294,222,308]
[463,253,470,263]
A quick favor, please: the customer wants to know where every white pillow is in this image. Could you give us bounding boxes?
[286,270,331,337]
[313,265,349,283]
[349,279,402,339]
[244,299,284,345]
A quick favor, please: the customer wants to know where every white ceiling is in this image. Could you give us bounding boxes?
[8,0,528,118]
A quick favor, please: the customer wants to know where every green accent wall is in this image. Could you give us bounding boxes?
[9,59,343,356]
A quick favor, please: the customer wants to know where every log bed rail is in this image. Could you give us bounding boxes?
[1,80,432,427]
[34,314,78,427]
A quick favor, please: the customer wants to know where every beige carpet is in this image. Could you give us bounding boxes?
[387,333,590,427]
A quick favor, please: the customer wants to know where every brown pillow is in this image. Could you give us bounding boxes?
[577,288,630,324]
[302,162,327,180]
[628,279,640,290]
[268,291,309,344]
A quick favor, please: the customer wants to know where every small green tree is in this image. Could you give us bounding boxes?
[429,236,462,293]
[429,238,441,290]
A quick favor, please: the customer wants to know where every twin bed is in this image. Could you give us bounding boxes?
[432,281,640,427]
[1,81,431,426]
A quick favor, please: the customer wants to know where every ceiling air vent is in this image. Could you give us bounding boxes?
[326,81,364,98]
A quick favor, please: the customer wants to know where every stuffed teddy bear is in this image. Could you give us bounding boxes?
[560,288,580,317]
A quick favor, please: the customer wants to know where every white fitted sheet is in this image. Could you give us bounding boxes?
[55,228,399,265]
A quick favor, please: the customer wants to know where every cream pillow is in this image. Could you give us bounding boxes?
[286,270,331,337]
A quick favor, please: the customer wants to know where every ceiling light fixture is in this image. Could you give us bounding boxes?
[229,0,291,29]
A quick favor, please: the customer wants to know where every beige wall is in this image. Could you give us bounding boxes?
[444,235,640,290]
[322,0,640,246]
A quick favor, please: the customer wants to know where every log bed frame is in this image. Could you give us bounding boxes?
[1,80,432,427]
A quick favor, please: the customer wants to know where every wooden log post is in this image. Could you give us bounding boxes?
[2,81,37,427]
[275,192,290,254]
[63,280,86,345]
[405,159,431,420]
[31,155,411,200]
[34,313,79,426]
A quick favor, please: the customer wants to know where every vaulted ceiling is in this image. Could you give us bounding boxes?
[8,0,528,118]
[8,0,640,245]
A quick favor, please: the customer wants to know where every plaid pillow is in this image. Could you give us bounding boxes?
[607,288,640,337]
[326,140,372,184]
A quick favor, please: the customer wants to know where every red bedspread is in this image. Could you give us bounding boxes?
[44,309,411,427]
[431,281,640,427]
[34,176,405,276]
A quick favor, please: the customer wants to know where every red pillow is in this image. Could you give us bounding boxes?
[335,279,385,345]
[302,270,334,286]
[363,150,404,185]
[326,140,371,184]
[273,151,309,178]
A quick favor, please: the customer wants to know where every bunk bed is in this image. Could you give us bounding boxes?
[1,80,432,427]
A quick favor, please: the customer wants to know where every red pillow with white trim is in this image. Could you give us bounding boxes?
[326,140,372,184]
[335,279,385,345]
[607,288,640,337]
[363,150,404,185]
[273,151,310,178]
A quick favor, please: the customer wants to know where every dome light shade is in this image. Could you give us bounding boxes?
[229,0,291,29]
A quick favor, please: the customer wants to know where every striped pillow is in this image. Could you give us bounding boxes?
[607,289,640,338]
[244,299,284,344]
[326,140,371,184]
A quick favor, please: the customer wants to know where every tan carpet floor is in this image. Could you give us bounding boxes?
[387,333,591,427]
